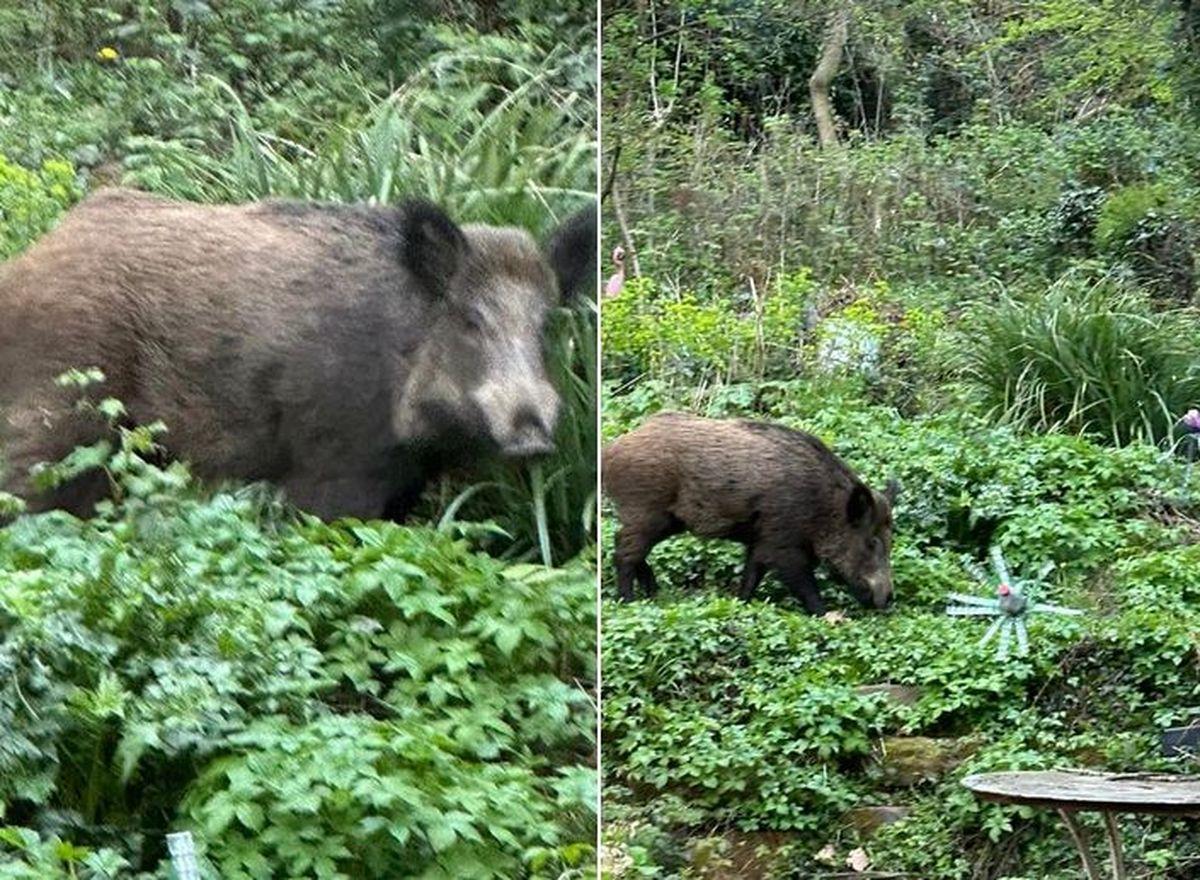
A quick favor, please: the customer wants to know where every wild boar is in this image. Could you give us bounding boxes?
[602,412,897,612]
[0,187,595,520]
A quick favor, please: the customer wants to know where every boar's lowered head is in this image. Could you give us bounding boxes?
[824,477,900,610]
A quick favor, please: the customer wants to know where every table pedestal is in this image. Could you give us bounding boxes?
[1056,809,1126,880]
[961,770,1200,880]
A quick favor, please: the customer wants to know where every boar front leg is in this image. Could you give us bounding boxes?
[634,560,660,596]
[282,474,392,522]
[764,549,825,615]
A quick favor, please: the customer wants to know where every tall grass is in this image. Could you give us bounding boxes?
[124,36,597,563]
[966,274,1200,446]
[125,38,595,231]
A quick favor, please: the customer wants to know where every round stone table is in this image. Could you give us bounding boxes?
[962,770,1200,880]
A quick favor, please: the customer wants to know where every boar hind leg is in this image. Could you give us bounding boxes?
[2,453,107,518]
[613,513,681,601]
[2,402,110,517]
[762,550,825,615]
[613,526,648,602]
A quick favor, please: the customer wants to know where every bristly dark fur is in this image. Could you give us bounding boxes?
[0,187,589,523]
[735,418,860,483]
[544,205,597,300]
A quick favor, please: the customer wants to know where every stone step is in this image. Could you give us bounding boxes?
[844,804,912,836]
[855,683,922,707]
[876,735,978,786]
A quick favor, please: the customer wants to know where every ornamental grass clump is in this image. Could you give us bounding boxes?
[966,275,1200,446]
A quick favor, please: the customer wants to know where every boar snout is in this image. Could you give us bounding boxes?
[503,404,557,457]
[868,574,894,609]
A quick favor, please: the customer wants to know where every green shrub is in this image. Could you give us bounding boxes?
[0,827,129,880]
[1090,183,1197,300]
[964,275,1200,446]
[602,272,813,383]
[123,35,595,227]
[602,598,885,832]
[1094,184,1172,253]
[0,409,596,877]
[0,155,80,258]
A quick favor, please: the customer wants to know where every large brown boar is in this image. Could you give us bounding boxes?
[602,412,897,612]
[0,187,595,520]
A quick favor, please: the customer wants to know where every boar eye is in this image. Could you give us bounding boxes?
[463,307,486,333]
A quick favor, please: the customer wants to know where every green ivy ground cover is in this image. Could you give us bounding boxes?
[601,379,1200,878]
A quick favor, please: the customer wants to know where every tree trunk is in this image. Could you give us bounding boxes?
[809,6,850,148]
[611,183,641,278]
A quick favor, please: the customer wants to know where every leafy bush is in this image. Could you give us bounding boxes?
[0,411,596,877]
[604,597,888,830]
[964,275,1200,446]
[123,35,595,226]
[0,155,80,258]
[603,584,1200,875]
[0,826,129,880]
[1094,184,1173,253]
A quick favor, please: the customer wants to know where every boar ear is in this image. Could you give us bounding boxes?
[544,204,597,301]
[847,483,875,526]
[885,478,901,505]
[401,200,468,297]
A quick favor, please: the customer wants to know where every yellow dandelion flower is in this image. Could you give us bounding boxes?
[97,47,119,62]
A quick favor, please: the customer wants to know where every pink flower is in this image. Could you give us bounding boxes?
[604,246,625,298]
[1183,409,1200,432]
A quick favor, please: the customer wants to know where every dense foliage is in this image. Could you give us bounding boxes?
[0,2,598,877]
[602,0,1200,877]
[0,416,595,878]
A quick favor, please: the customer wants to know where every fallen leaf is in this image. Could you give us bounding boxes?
[815,843,837,865]
[846,847,870,872]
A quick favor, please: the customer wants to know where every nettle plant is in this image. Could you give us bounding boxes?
[0,382,596,879]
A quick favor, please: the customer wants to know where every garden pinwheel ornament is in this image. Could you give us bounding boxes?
[946,547,1081,659]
